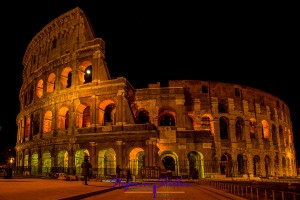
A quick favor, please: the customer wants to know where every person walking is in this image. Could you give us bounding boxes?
[116,165,122,179]
[81,156,92,185]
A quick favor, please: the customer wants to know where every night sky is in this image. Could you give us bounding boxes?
[0,1,299,163]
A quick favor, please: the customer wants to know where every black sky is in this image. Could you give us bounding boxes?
[0,1,299,162]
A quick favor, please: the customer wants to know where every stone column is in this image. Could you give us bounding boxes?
[67,137,76,175]
[229,119,236,143]
[244,120,252,148]
[145,140,150,167]
[278,155,283,176]
[116,90,125,126]
[247,154,254,178]
[260,159,265,177]
[68,151,75,175]
[72,60,79,87]
[175,98,185,130]
[149,138,156,167]
[90,142,97,177]
[27,149,32,171]
[116,141,123,167]
[90,95,97,127]
[89,142,97,167]
[51,102,57,136]
[38,149,42,175]
[178,144,186,177]
[256,123,264,149]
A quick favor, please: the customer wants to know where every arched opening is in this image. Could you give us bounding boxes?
[129,148,145,177]
[220,153,232,177]
[253,155,260,177]
[237,154,246,175]
[42,151,52,175]
[84,65,92,83]
[160,151,179,177]
[220,117,229,139]
[187,151,204,179]
[57,107,70,130]
[57,150,68,173]
[218,99,227,113]
[31,152,39,175]
[61,67,72,89]
[235,117,244,141]
[75,149,90,176]
[265,155,271,177]
[162,156,176,171]
[36,79,44,98]
[76,104,91,128]
[47,73,56,93]
[159,114,175,126]
[136,109,150,124]
[43,110,52,134]
[97,148,116,178]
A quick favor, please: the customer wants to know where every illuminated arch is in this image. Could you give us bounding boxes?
[261,120,269,139]
[187,151,205,178]
[159,151,180,176]
[158,107,176,126]
[129,147,145,176]
[47,73,56,93]
[43,110,52,133]
[57,150,68,173]
[36,79,44,98]
[97,148,116,178]
[31,152,39,175]
[42,151,52,174]
[61,67,72,89]
[78,60,92,84]
[76,103,91,128]
[57,106,70,130]
[75,149,90,176]
[98,100,116,126]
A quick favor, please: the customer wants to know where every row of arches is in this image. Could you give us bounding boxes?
[23,62,93,107]
[18,146,296,178]
[19,105,293,150]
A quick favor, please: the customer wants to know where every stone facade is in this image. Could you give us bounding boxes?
[15,7,297,179]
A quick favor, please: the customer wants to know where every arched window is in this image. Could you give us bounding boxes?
[61,67,72,89]
[272,124,278,145]
[219,117,229,139]
[159,114,175,126]
[57,107,70,130]
[43,111,52,133]
[36,79,44,98]
[201,116,211,130]
[235,117,244,141]
[218,99,227,113]
[262,120,269,139]
[137,109,150,124]
[104,104,115,125]
[249,119,256,139]
[82,106,90,127]
[84,65,92,83]
[47,73,56,93]
[32,113,40,135]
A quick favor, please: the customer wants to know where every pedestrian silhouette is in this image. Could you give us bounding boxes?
[116,165,122,179]
[126,169,131,183]
[81,156,92,185]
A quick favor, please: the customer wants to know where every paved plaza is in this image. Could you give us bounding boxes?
[0,177,247,200]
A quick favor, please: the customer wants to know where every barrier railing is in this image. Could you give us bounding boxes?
[196,179,300,200]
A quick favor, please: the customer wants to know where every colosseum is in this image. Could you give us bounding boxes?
[15,7,297,180]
